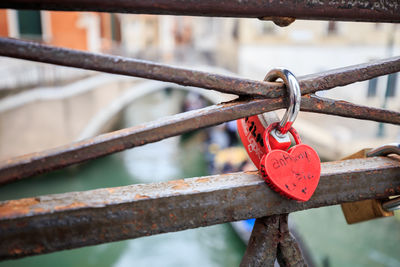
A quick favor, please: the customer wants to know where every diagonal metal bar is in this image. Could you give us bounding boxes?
[0,98,283,185]
[302,94,400,124]
[0,38,399,98]
[240,215,280,267]
[0,0,399,23]
[276,215,306,267]
[241,214,306,267]
[1,95,400,185]
[0,157,399,260]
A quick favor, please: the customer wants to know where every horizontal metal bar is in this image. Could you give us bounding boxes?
[0,38,399,98]
[1,157,399,260]
[1,95,399,185]
[0,0,399,22]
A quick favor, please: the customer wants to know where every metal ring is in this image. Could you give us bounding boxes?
[264,68,301,135]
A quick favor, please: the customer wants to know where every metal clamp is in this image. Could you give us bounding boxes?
[264,68,301,135]
[367,143,400,212]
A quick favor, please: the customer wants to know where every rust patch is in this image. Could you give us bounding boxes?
[168,180,190,190]
[260,16,295,27]
[33,245,44,254]
[196,178,210,183]
[134,194,150,200]
[169,213,177,221]
[8,247,22,255]
[0,197,40,218]
[54,202,86,211]
[136,221,143,230]
[385,188,395,195]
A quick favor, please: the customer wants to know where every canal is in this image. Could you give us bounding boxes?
[1,90,399,266]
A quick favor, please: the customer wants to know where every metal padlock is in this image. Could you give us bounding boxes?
[237,112,291,168]
[341,144,400,224]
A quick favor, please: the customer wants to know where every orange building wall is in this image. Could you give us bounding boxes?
[49,11,88,51]
[99,13,112,51]
[0,10,9,37]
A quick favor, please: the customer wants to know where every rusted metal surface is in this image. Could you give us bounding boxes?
[241,214,306,266]
[0,0,399,22]
[1,95,400,185]
[260,17,296,27]
[276,215,306,267]
[240,215,281,267]
[0,38,399,98]
[0,157,399,260]
[302,94,400,125]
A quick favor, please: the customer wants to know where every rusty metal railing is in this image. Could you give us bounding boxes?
[0,1,400,265]
[0,38,399,184]
[1,0,399,23]
[1,157,400,260]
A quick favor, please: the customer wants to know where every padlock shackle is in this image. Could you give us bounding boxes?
[262,122,302,154]
[264,68,301,135]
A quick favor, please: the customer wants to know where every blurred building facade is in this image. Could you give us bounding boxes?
[238,20,399,109]
[0,10,122,91]
[0,10,121,52]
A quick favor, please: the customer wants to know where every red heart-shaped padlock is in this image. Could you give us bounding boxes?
[260,122,321,201]
[260,144,321,201]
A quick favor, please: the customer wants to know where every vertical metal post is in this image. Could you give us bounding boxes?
[240,215,281,266]
[240,214,306,267]
[276,215,306,267]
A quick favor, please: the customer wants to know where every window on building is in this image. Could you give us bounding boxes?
[17,10,42,40]
[386,73,397,98]
[367,77,378,97]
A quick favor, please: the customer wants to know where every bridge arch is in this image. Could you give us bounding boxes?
[77,80,235,140]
